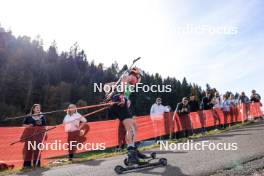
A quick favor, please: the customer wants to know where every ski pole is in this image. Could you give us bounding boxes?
[10,127,57,145]
[35,128,47,167]
[171,106,178,139]
[83,106,110,118]
[104,57,141,102]
[4,102,115,121]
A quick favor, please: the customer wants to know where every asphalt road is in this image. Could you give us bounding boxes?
[11,120,264,176]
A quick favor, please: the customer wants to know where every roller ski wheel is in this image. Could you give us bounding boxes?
[115,165,125,174]
[124,158,129,166]
[159,158,167,166]
[115,158,168,174]
[151,152,156,159]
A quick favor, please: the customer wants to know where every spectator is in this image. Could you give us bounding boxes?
[201,91,213,110]
[188,95,200,112]
[234,93,240,103]
[229,94,237,106]
[150,98,171,117]
[250,90,262,120]
[212,91,222,109]
[239,92,250,104]
[150,98,170,141]
[211,92,222,130]
[239,91,250,119]
[250,90,261,103]
[221,95,231,128]
[222,94,231,112]
[22,104,47,169]
[176,97,191,137]
[63,104,87,161]
[23,104,47,128]
[176,97,190,115]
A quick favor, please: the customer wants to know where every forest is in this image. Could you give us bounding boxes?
[0,26,206,126]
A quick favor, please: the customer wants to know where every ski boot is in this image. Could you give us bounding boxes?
[115,155,167,174]
[114,146,167,174]
[124,146,156,166]
[136,148,148,159]
[126,146,145,165]
[136,146,156,159]
[135,142,156,159]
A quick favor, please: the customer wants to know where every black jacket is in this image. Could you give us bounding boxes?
[176,102,190,115]
[250,94,261,103]
[23,116,47,126]
[201,96,213,110]
[189,100,200,112]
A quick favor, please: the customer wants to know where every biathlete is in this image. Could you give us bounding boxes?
[109,67,146,165]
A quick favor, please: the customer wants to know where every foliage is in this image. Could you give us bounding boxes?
[0,27,205,126]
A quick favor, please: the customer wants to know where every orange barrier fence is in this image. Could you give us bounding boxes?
[0,103,262,169]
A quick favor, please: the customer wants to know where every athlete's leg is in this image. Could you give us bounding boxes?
[122,118,140,164]
[129,118,148,159]
[122,118,135,145]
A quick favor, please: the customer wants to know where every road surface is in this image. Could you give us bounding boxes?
[11,120,264,176]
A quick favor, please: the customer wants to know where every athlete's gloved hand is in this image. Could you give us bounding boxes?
[118,94,126,106]
[80,129,85,136]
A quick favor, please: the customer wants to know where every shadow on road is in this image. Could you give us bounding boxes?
[122,164,188,176]
[81,159,106,166]
[16,159,106,176]
[153,150,188,155]
[16,167,50,176]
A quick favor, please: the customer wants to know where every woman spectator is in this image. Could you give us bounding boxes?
[188,95,200,112]
[22,104,47,168]
[229,94,237,106]
[63,104,87,161]
[222,95,231,112]
[211,92,222,130]
[221,95,231,127]
[250,90,261,103]
[176,97,192,137]
[212,92,222,108]
[201,91,213,110]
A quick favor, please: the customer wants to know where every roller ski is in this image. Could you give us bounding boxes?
[114,147,167,174]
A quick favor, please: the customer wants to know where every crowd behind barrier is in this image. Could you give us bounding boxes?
[0,103,263,169]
